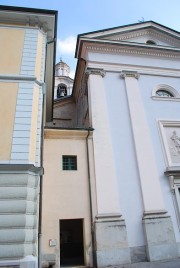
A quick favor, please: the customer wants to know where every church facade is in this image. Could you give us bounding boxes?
[42,21,180,268]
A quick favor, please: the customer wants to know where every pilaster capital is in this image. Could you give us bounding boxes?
[120,70,139,79]
[85,68,106,78]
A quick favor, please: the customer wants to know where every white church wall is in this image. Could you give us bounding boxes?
[139,74,180,243]
[102,72,146,248]
[86,49,180,248]
[87,51,180,71]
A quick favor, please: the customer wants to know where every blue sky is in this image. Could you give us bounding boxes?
[0,0,180,77]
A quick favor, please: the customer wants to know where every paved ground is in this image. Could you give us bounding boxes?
[117,258,180,268]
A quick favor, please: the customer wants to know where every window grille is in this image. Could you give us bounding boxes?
[62,155,77,170]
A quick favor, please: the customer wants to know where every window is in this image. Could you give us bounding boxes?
[156,89,174,97]
[152,84,180,100]
[146,40,156,45]
[62,155,77,170]
[57,83,67,98]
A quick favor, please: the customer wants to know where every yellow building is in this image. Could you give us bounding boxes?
[0,5,57,268]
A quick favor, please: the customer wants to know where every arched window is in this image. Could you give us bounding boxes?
[57,83,67,98]
[146,40,156,45]
[156,90,174,97]
[152,84,180,99]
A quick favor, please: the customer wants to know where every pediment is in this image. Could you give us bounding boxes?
[79,21,180,48]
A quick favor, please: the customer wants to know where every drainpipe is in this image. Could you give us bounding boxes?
[38,32,57,267]
[86,129,97,268]
[38,82,45,268]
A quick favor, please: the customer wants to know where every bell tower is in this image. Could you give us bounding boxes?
[54,59,74,99]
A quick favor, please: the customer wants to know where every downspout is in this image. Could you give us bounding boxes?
[38,36,56,267]
[38,82,46,268]
[86,129,97,268]
[38,9,57,266]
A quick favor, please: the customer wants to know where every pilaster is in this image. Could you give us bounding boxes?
[120,70,165,213]
[121,70,178,261]
[86,68,130,266]
[86,68,120,215]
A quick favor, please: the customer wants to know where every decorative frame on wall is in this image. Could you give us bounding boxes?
[158,120,180,167]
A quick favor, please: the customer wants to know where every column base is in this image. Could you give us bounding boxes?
[143,212,178,261]
[95,214,130,267]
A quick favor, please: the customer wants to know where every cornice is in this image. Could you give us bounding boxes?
[108,29,180,47]
[165,167,180,176]
[0,74,44,86]
[55,76,74,82]
[87,62,180,78]
[44,128,93,139]
[84,43,180,59]
[0,164,43,175]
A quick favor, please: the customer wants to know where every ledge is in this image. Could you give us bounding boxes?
[165,166,180,176]
[44,127,94,139]
[0,164,43,175]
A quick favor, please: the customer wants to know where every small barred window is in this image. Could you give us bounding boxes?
[62,156,77,170]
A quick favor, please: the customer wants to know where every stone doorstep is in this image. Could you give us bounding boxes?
[117,257,180,268]
[60,267,86,268]
[42,254,56,268]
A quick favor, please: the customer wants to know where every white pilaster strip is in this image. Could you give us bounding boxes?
[40,34,47,82]
[35,84,43,167]
[11,82,34,163]
[86,68,121,216]
[20,29,38,77]
[121,71,166,213]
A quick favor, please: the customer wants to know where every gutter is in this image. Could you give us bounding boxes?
[86,129,97,268]
[50,13,58,122]
[0,5,57,15]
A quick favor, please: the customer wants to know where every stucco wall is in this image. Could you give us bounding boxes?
[85,49,180,248]
[52,100,77,127]
[0,26,46,165]
[0,23,47,263]
[0,28,25,75]
[0,82,18,160]
[42,130,95,268]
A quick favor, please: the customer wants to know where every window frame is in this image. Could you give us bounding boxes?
[165,170,180,231]
[152,84,180,101]
[62,155,77,171]
[170,180,180,231]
